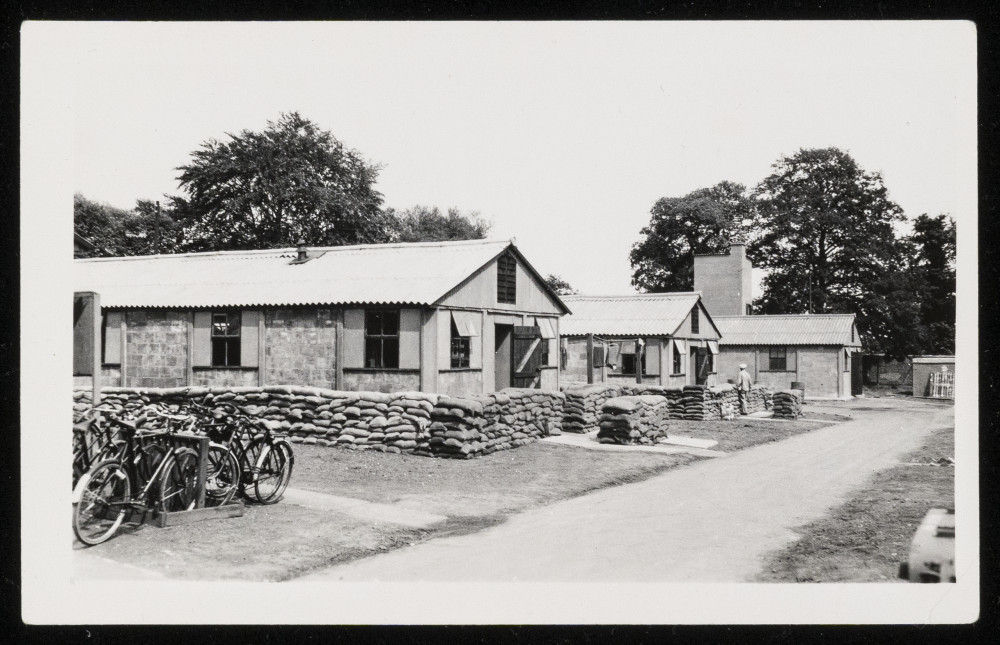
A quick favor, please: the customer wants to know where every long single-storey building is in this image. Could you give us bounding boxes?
[558,293,723,388]
[694,239,862,398]
[72,239,570,397]
[712,314,861,398]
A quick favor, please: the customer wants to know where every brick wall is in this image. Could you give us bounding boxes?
[438,370,484,397]
[73,366,122,390]
[264,309,337,388]
[797,347,840,398]
[343,370,421,393]
[193,368,258,388]
[912,357,954,397]
[125,310,189,388]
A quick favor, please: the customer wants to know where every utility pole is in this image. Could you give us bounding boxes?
[155,200,162,254]
[635,338,644,384]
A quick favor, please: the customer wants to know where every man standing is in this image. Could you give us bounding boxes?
[736,363,752,415]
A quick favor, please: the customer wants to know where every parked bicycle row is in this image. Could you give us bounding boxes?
[72,401,294,546]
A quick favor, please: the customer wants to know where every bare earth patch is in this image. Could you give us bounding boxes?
[755,424,954,582]
[75,414,842,581]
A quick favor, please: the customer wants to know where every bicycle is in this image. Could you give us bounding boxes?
[198,401,294,504]
[72,414,200,546]
[72,404,122,488]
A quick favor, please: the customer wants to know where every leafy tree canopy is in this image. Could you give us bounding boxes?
[74,194,180,257]
[389,205,491,243]
[749,147,907,354]
[629,181,751,292]
[544,274,578,296]
[172,112,392,251]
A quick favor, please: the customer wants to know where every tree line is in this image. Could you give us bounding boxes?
[629,147,956,359]
[74,112,492,258]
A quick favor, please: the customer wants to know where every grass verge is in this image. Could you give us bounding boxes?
[754,424,954,582]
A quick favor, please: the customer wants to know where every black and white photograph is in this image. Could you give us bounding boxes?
[21,20,977,624]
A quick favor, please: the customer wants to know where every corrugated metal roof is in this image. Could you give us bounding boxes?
[714,314,860,347]
[74,239,525,309]
[560,293,703,337]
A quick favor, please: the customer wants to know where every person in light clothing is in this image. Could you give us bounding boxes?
[736,363,753,415]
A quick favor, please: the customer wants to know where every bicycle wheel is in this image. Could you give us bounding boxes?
[239,437,265,502]
[73,459,130,546]
[254,440,294,504]
[135,442,167,491]
[157,448,199,513]
[72,430,88,489]
[205,442,239,507]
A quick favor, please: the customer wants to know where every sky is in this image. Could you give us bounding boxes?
[66,21,976,294]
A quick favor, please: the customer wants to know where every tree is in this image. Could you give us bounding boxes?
[172,112,392,251]
[390,205,491,242]
[545,274,578,296]
[74,194,182,257]
[910,214,956,354]
[749,148,907,353]
[629,181,751,292]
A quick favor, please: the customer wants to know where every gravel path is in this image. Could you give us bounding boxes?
[300,397,953,582]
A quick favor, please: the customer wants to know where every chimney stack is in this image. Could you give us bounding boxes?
[296,239,308,262]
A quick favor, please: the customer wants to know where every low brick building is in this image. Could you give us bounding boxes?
[559,293,723,388]
[72,239,570,397]
[712,314,861,398]
[911,355,955,398]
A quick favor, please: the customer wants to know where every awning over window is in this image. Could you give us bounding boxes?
[451,310,480,337]
[535,317,556,339]
[707,340,720,355]
[619,340,637,354]
[673,339,687,354]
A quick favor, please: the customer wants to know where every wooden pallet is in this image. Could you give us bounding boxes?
[928,371,955,399]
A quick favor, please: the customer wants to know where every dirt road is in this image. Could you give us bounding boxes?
[300,397,953,582]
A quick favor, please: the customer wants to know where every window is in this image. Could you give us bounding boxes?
[497,254,516,304]
[539,336,550,366]
[211,312,241,367]
[673,346,683,374]
[691,306,700,334]
[768,347,787,371]
[621,352,646,375]
[706,352,715,373]
[450,318,470,368]
[365,310,399,368]
[746,304,753,315]
[844,348,851,372]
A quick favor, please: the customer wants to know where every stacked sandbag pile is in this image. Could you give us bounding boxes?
[772,389,803,418]
[421,388,565,458]
[678,385,712,420]
[597,395,669,445]
[561,384,621,434]
[747,385,769,411]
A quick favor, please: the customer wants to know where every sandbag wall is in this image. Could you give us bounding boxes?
[772,390,803,419]
[597,395,669,445]
[562,384,622,434]
[74,385,563,459]
[674,384,769,420]
[420,388,565,459]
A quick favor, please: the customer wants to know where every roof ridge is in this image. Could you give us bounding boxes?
[713,313,855,318]
[74,238,514,263]
[564,292,701,299]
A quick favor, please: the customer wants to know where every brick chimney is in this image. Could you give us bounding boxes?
[693,236,754,316]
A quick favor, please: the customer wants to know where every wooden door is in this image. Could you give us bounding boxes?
[850,353,864,396]
[494,324,513,389]
[692,347,709,385]
[512,326,544,388]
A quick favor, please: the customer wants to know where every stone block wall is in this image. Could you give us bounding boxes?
[597,395,669,445]
[193,368,259,388]
[125,310,189,388]
[342,370,421,393]
[797,347,840,398]
[264,309,337,388]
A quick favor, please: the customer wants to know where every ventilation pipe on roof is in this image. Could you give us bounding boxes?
[297,240,308,262]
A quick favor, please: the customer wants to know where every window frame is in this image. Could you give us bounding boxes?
[672,345,683,375]
[364,309,401,369]
[211,311,242,367]
[450,317,471,368]
[497,253,517,304]
[620,351,647,375]
[691,306,700,334]
[768,346,788,371]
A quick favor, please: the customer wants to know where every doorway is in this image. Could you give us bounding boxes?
[691,347,709,385]
[494,324,513,389]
